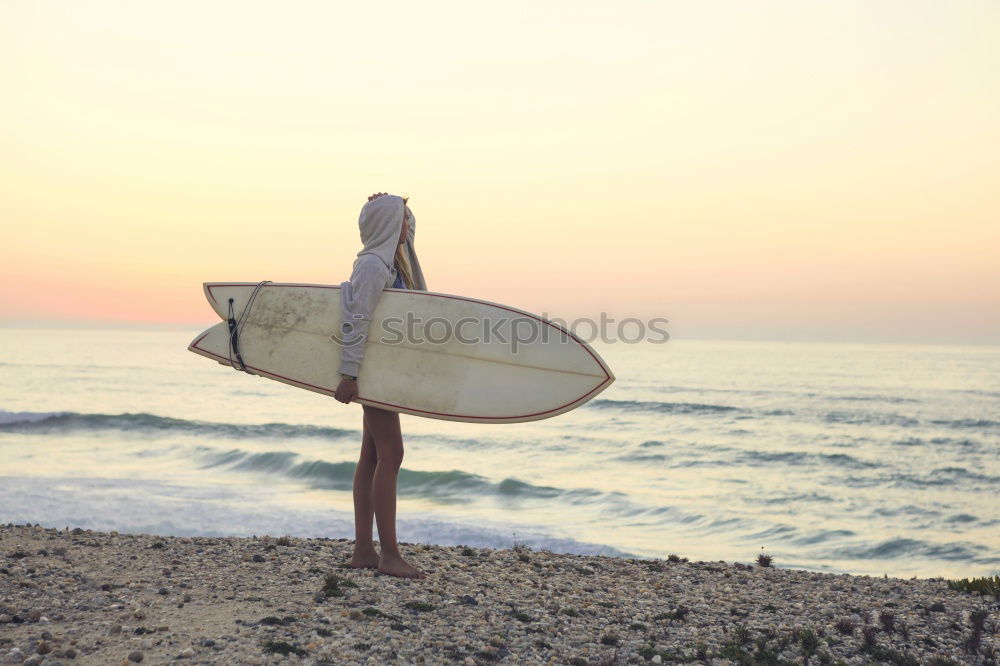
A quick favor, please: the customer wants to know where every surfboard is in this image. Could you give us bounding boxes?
[188,282,615,423]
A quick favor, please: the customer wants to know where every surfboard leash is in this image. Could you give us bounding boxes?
[227,280,272,373]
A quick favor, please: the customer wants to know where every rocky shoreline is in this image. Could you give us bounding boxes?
[1,524,996,665]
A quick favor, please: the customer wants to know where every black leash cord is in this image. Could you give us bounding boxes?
[227,280,272,373]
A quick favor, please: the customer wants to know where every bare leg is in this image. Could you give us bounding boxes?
[363,404,426,579]
[350,416,380,568]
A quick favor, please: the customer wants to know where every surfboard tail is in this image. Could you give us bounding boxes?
[188,323,236,367]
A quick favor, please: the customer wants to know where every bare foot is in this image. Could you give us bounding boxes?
[350,547,380,569]
[377,553,427,579]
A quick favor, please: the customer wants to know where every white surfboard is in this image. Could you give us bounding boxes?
[188,282,614,423]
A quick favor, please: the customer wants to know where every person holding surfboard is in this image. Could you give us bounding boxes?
[334,192,429,579]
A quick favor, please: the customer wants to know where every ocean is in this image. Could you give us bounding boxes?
[1,328,997,579]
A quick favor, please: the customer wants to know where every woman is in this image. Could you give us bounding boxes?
[334,192,428,579]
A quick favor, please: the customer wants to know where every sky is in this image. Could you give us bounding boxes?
[1,0,998,344]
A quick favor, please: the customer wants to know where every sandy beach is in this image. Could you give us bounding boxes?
[0,524,996,665]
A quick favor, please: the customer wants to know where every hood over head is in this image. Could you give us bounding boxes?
[356,194,427,291]
[357,195,405,270]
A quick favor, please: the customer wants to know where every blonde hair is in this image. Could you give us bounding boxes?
[394,196,414,289]
[394,245,414,289]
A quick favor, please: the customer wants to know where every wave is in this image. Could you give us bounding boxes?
[739,450,879,468]
[743,524,798,540]
[892,436,981,449]
[869,504,940,518]
[0,476,638,558]
[744,491,836,505]
[828,537,999,563]
[738,524,1000,565]
[839,467,1000,490]
[0,410,356,440]
[193,447,718,526]
[823,411,920,427]
[929,418,999,429]
[0,410,67,425]
[790,529,857,546]
[890,467,1000,488]
[658,449,880,470]
[617,452,669,463]
[588,400,993,432]
[827,394,919,404]
[588,399,742,414]
[825,411,997,430]
[726,514,1000,566]
[198,447,592,503]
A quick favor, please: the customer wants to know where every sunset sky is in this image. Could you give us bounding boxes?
[1,1,997,344]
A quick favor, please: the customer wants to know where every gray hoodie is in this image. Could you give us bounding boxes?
[338,195,427,377]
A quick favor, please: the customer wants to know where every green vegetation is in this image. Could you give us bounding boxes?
[798,628,820,658]
[321,573,357,598]
[879,610,897,633]
[946,575,1000,597]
